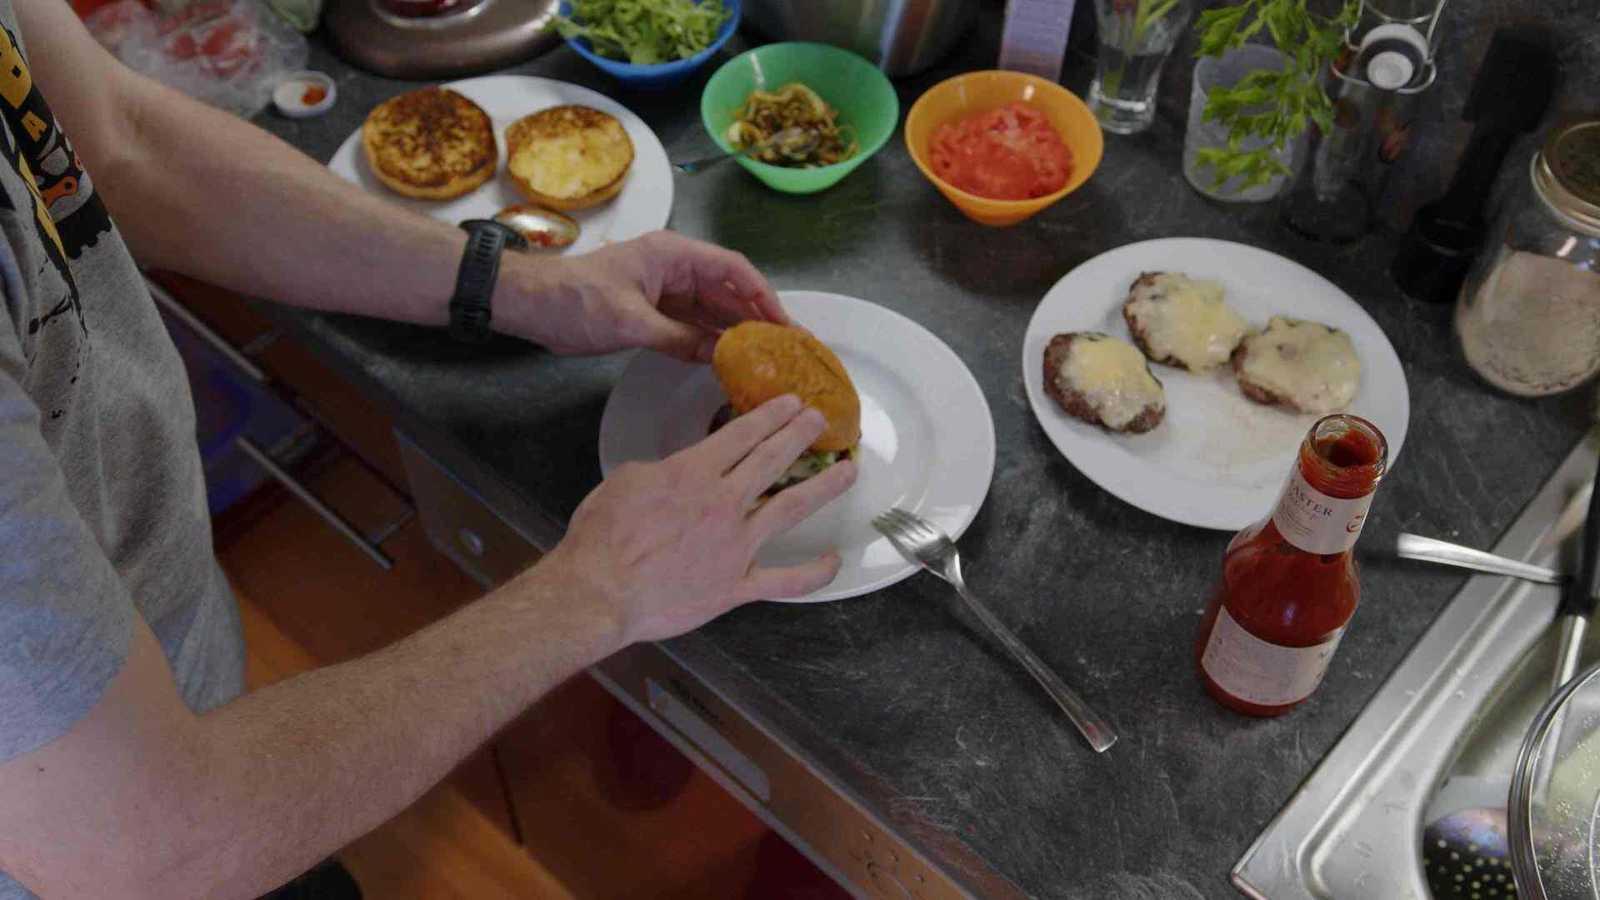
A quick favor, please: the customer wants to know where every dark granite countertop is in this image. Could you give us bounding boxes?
[251,4,1599,897]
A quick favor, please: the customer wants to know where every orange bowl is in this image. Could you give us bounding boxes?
[905,70,1104,227]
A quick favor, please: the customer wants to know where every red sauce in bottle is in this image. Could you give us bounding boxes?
[1195,415,1388,717]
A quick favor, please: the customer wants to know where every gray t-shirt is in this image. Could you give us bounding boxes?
[0,3,245,896]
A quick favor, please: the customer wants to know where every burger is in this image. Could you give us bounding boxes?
[711,322,861,494]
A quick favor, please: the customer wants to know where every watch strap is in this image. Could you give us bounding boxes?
[449,220,527,343]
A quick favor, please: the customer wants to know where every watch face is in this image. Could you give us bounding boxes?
[460,218,527,249]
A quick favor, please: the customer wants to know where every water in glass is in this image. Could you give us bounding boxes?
[1088,0,1191,135]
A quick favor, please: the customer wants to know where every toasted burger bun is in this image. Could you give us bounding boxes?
[505,105,634,212]
[362,87,497,201]
[712,322,861,453]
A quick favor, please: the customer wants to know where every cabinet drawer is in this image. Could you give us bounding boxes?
[398,433,541,588]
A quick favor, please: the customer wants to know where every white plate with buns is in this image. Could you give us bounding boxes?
[328,75,672,256]
[600,291,997,603]
[1022,238,1409,531]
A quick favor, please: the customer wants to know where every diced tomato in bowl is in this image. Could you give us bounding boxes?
[906,70,1104,227]
[928,102,1074,201]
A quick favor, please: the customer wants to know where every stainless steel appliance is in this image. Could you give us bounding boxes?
[742,0,978,76]
[324,0,559,80]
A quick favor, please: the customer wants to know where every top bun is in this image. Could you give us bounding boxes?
[361,87,496,201]
[712,322,861,453]
[505,105,634,212]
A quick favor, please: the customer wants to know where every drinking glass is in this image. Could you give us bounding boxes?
[1088,0,1193,135]
[1182,44,1299,202]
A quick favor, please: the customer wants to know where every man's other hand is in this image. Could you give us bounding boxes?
[542,395,856,645]
[500,230,789,362]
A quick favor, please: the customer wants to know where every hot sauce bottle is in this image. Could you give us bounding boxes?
[1195,414,1389,717]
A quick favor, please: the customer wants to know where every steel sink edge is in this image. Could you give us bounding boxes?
[1233,435,1595,899]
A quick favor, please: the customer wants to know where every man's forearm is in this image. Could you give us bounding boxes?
[107,79,488,327]
[14,554,622,900]
[13,0,555,330]
[185,555,620,898]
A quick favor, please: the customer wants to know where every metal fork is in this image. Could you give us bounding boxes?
[872,508,1118,753]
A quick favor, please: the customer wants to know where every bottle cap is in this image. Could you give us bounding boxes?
[1535,119,1600,236]
[1357,24,1428,89]
[1366,51,1415,89]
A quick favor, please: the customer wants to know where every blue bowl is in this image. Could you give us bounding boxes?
[559,0,740,91]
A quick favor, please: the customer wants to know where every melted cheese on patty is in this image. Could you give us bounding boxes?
[1125,273,1249,371]
[1058,335,1165,430]
[1237,317,1361,413]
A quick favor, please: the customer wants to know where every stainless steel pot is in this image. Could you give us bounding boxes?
[742,0,979,77]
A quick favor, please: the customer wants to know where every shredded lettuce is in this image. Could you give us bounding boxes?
[554,0,730,66]
[771,445,844,486]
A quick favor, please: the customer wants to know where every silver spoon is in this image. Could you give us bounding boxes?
[674,126,820,174]
[1397,533,1565,585]
[490,204,580,251]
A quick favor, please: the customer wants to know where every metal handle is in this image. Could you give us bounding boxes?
[146,278,268,383]
[1396,533,1564,585]
[235,436,395,570]
[673,148,744,175]
[948,575,1117,753]
[1553,616,1590,690]
[1552,453,1600,688]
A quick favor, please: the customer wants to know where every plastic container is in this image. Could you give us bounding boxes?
[272,70,335,117]
[157,307,311,517]
[560,0,740,91]
[700,42,898,194]
[1509,660,1600,900]
[904,70,1103,226]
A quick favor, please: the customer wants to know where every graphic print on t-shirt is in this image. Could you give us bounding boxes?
[0,23,110,262]
[0,20,114,419]
[0,20,115,352]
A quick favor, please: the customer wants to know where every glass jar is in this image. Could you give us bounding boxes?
[1455,120,1600,397]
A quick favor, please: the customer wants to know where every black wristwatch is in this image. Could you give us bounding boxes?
[449,219,528,343]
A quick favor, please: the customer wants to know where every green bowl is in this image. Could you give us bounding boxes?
[700,42,899,194]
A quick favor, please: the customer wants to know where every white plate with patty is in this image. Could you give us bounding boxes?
[600,291,997,603]
[1022,238,1409,531]
[328,75,672,256]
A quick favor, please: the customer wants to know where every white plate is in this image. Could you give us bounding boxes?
[600,291,997,603]
[329,75,672,255]
[1021,238,1410,531]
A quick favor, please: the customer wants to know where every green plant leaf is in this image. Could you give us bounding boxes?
[1190,0,1357,190]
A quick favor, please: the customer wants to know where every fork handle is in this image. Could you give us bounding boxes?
[673,151,740,175]
[950,582,1118,753]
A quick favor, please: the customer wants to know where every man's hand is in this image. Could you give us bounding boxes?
[543,395,856,644]
[498,230,789,363]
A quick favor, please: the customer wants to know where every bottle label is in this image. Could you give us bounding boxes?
[1270,467,1374,555]
[1200,605,1343,707]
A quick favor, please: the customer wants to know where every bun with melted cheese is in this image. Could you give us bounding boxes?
[1122,272,1250,372]
[1043,332,1166,434]
[505,106,634,211]
[711,322,860,493]
[362,87,497,200]
[1232,316,1361,413]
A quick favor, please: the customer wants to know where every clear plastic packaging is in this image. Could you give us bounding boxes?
[85,0,308,118]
